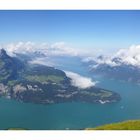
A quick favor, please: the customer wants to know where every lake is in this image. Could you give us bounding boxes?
[0,56,140,130]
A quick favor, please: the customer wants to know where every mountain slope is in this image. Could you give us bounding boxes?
[87,120,140,130]
[0,49,24,83]
[0,49,121,105]
[83,54,140,83]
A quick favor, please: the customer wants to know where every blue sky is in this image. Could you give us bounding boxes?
[1,10,140,52]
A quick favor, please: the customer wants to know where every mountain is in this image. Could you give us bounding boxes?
[0,49,24,83]
[0,49,121,105]
[83,54,140,83]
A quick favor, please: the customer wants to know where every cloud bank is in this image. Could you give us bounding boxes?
[3,41,140,68]
[0,41,102,58]
[65,71,97,89]
[2,41,37,56]
[83,44,140,68]
[114,45,140,66]
[0,42,77,57]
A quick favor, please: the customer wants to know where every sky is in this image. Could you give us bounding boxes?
[1,10,140,52]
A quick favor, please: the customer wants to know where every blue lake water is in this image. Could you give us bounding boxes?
[0,56,140,130]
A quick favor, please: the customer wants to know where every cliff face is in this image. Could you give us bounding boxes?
[0,49,121,105]
[0,49,24,83]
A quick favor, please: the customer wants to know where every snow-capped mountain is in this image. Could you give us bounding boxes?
[82,45,140,83]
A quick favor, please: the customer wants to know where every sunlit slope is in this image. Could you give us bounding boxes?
[87,120,140,130]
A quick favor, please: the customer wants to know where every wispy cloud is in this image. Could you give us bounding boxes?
[65,71,97,89]
[28,57,55,67]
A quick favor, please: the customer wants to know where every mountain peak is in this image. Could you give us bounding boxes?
[0,48,9,58]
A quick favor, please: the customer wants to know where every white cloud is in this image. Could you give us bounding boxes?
[0,41,80,57]
[2,41,37,56]
[1,41,102,58]
[114,45,140,66]
[83,55,119,67]
[48,42,79,57]
[83,44,140,68]
[28,57,55,67]
[5,41,140,68]
[65,71,97,89]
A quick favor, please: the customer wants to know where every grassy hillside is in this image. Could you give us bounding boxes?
[7,128,27,130]
[87,120,140,130]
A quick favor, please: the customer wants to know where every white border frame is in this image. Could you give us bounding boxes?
[0,0,140,10]
[0,0,140,140]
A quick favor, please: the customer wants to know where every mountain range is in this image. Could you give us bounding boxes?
[83,51,140,83]
[0,49,120,104]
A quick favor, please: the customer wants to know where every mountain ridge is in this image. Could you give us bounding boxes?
[83,54,140,83]
[0,49,121,105]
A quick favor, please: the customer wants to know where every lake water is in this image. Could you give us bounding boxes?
[0,56,140,130]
